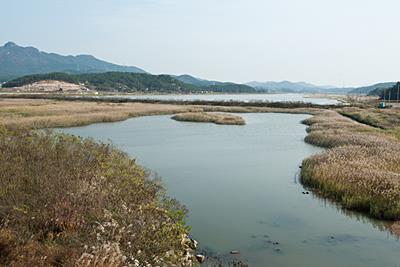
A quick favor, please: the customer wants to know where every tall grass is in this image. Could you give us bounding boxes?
[301,111,400,222]
[0,127,195,266]
[171,112,245,125]
[339,107,400,130]
[0,98,321,130]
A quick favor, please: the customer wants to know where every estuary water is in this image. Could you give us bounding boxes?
[60,113,399,267]
[105,93,340,105]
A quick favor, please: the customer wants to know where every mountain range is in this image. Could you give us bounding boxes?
[246,81,337,93]
[0,42,145,81]
[0,41,396,95]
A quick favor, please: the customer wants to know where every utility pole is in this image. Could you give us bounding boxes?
[383,88,386,102]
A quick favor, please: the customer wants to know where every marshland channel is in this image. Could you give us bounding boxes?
[60,113,400,267]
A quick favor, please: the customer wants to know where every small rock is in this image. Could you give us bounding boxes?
[230,250,240,255]
[195,254,205,263]
[305,191,310,195]
[273,241,280,245]
[330,236,335,239]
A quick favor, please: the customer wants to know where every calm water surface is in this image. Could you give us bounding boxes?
[104,93,339,105]
[61,113,399,267]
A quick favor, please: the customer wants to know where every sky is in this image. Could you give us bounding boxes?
[1,0,399,87]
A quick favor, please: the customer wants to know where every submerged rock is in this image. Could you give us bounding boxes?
[196,254,205,263]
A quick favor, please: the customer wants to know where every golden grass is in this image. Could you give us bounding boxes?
[339,107,400,129]
[0,98,321,130]
[0,98,200,129]
[171,112,245,125]
[301,110,400,235]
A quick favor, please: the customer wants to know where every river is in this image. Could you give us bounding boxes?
[60,113,399,267]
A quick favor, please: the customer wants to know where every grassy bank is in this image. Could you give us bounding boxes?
[172,112,245,125]
[338,107,400,140]
[0,98,320,130]
[0,127,197,266]
[0,98,198,129]
[301,110,400,231]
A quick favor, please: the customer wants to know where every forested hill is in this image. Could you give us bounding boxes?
[173,74,257,93]
[368,82,400,100]
[349,82,396,95]
[2,72,258,93]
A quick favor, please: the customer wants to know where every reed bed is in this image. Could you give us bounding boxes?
[301,111,400,226]
[339,107,400,129]
[0,99,199,129]
[171,112,245,125]
[0,98,321,130]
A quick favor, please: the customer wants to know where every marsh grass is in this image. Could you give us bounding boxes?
[339,107,400,130]
[0,127,194,266]
[0,98,321,130]
[0,99,199,129]
[171,112,246,125]
[301,111,400,225]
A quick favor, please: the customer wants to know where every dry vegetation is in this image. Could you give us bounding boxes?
[171,112,245,125]
[0,98,198,129]
[339,107,400,140]
[301,110,400,234]
[0,127,198,266]
[0,98,320,130]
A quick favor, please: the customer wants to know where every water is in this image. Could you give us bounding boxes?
[60,113,400,267]
[103,93,339,105]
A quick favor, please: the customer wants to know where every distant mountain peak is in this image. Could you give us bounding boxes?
[4,41,17,48]
[0,42,146,81]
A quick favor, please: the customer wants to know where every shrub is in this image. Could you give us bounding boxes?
[0,127,193,266]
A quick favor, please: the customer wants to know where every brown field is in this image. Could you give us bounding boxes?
[171,112,246,125]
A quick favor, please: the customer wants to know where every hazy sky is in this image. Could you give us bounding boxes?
[1,0,399,86]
